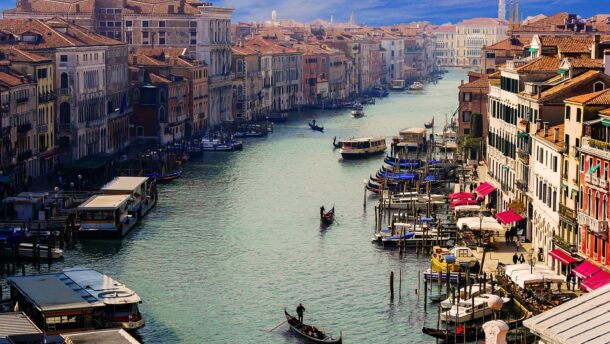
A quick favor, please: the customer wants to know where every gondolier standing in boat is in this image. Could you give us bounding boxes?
[296,303,305,323]
[320,206,325,219]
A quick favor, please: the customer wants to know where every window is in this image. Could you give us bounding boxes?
[159,20,166,28]
[107,22,114,27]
[37,68,48,79]
[142,32,149,45]
[576,108,582,122]
[60,55,68,62]
[190,21,197,28]
[463,92,472,102]
[126,20,133,27]
[126,31,133,44]
[553,156,558,172]
[462,111,471,123]
[158,32,166,45]
[565,106,570,120]
[190,32,196,45]
[142,20,149,28]
[100,22,106,27]
[115,21,121,27]
[594,81,605,92]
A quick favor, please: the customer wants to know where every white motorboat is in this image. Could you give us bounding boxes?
[440,294,510,323]
[17,243,64,260]
[440,285,488,309]
[390,79,406,90]
[409,81,424,90]
[351,103,365,118]
[201,138,236,151]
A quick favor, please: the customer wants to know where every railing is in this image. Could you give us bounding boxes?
[585,174,592,183]
[601,179,608,189]
[552,235,578,254]
[559,204,576,221]
[516,179,528,190]
[59,88,70,96]
[517,150,529,165]
[38,92,56,103]
[578,212,608,235]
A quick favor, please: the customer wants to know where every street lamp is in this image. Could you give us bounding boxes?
[77,174,82,192]
[479,212,484,247]
[528,248,535,274]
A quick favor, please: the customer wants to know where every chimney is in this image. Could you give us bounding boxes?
[605,50,610,76]
[543,122,549,136]
[553,127,559,143]
[593,34,601,59]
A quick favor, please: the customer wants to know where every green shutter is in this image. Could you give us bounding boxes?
[602,119,610,127]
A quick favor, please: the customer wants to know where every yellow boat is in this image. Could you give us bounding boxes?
[431,251,461,272]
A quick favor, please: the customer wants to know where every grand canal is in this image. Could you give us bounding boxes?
[7,69,466,343]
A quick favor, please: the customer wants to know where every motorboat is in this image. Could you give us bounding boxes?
[409,81,424,90]
[339,137,386,159]
[440,294,510,323]
[201,138,237,151]
[390,80,406,90]
[17,243,64,260]
[351,103,365,118]
[440,285,489,310]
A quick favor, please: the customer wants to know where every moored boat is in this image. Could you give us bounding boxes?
[390,79,406,90]
[440,294,510,323]
[320,206,335,226]
[339,136,386,159]
[409,81,424,90]
[422,325,482,343]
[266,113,288,123]
[144,170,182,183]
[284,309,341,343]
[397,127,427,151]
[17,243,64,260]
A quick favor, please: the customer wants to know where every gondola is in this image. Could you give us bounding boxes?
[320,206,335,225]
[424,121,434,129]
[309,121,324,132]
[422,326,482,343]
[332,137,343,149]
[284,309,342,343]
[144,170,182,183]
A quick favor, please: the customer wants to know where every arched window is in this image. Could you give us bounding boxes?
[594,81,605,92]
[596,191,601,219]
[580,187,584,210]
[60,72,69,89]
[604,194,608,220]
[588,189,592,215]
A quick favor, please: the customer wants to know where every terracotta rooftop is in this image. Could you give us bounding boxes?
[433,25,456,33]
[536,123,564,148]
[564,57,604,69]
[600,108,610,116]
[5,0,202,15]
[459,76,489,90]
[0,18,123,50]
[243,38,299,55]
[0,70,31,87]
[133,47,199,67]
[516,56,561,73]
[517,12,570,32]
[0,46,50,63]
[459,17,505,26]
[565,89,610,106]
[148,72,171,84]
[536,70,610,101]
[539,36,593,54]
[485,37,530,51]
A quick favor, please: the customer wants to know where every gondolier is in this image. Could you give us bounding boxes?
[296,303,305,323]
[320,206,325,219]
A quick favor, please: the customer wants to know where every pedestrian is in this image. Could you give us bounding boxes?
[296,303,305,323]
[512,253,518,265]
[518,253,525,264]
[504,230,510,243]
[469,183,474,193]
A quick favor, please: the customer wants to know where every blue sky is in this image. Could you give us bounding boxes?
[0,0,606,25]
[218,0,606,25]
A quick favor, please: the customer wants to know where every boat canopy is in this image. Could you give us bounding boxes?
[399,127,427,135]
[78,195,131,211]
[102,177,148,192]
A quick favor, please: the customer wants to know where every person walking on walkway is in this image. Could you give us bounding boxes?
[296,303,305,323]
[512,253,519,265]
[518,253,526,264]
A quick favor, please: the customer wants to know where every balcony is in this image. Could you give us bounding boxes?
[552,235,578,254]
[16,97,29,104]
[17,123,32,133]
[578,212,608,235]
[59,88,71,96]
[559,204,576,221]
[517,119,530,133]
[38,124,48,133]
[581,137,610,160]
[38,92,56,103]
[517,150,529,165]
[516,179,528,191]
[602,179,608,189]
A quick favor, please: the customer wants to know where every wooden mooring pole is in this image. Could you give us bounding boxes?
[390,271,395,301]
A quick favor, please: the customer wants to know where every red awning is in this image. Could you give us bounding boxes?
[581,270,610,292]
[450,199,480,208]
[573,261,602,280]
[548,249,577,265]
[448,192,475,200]
[496,210,524,225]
[475,182,496,197]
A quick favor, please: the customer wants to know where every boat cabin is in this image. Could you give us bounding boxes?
[7,269,144,335]
[397,128,427,151]
[342,137,385,150]
[77,194,135,238]
[101,177,155,219]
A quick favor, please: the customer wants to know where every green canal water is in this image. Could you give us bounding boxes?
[10,69,467,343]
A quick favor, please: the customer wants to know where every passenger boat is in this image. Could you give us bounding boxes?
[101,177,156,220]
[390,79,406,90]
[351,103,365,118]
[339,137,386,159]
[63,268,145,330]
[440,294,510,323]
[144,170,182,183]
[309,121,324,132]
[397,127,427,151]
[284,309,341,343]
[201,138,237,151]
[266,113,288,123]
[320,207,335,226]
[77,194,137,239]
[370,86,389,97]
[409,81,424,90]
